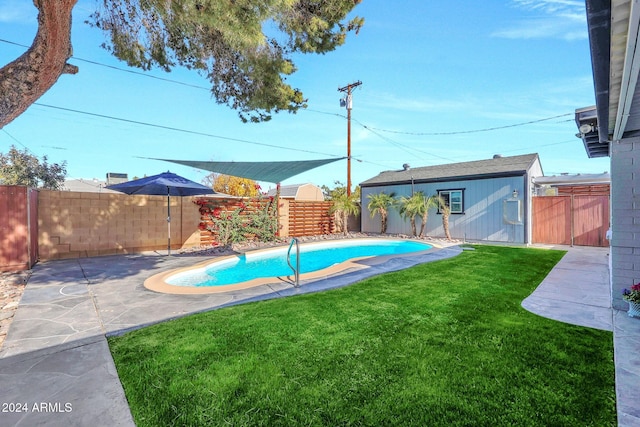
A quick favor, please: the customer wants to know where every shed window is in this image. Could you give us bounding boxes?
[438,189,464,214]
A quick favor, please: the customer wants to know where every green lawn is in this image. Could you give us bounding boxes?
[109,245,616,426]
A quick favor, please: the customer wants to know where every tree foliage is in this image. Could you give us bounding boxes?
[321,180,360,200]
[0,1,363,128]
[397,191,436,237]
[203,173,260,197]
[0,146,67,189]
[89,0,364,123]
[329,192,360,236]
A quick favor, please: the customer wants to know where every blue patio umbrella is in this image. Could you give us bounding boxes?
[106,171,215,255]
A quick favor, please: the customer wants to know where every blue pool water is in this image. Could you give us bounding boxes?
[167,239,432,287]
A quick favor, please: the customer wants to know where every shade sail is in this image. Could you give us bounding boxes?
[153,157,345,183]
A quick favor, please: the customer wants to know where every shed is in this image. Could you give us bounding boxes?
[267,183,324,201]
[360,153,543,243]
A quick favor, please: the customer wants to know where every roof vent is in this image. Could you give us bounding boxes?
[402,163,410,171]
[493,154,502,159]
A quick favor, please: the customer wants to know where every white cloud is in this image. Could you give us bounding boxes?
[492,0,587,41]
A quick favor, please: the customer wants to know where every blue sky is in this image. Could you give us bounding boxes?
[0,0,608,191]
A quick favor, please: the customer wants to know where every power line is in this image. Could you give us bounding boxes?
[33,103,341,158]
[306,108,573,136]
[1,129,32,153]
[0,38,210,91]
[364,113,573,136]
[72,57,210,91]
[353,118,458,162]
[1,38,575,138]
[1,37,579,168]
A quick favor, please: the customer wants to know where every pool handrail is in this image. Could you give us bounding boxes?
[286,238,300,287]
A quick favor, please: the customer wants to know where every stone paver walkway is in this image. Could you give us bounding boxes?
[0,244,637,426]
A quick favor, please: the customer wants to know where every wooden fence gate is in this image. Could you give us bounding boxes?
[532,195,610,247]
[0,186,38,271]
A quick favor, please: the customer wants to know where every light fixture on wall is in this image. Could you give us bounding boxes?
[579,123,594,134]
[512,189,519,198]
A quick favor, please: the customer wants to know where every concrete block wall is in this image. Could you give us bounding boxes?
[610,136,640,310]
[38,190,202,260]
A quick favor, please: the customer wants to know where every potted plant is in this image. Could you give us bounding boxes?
[622,283,640,318]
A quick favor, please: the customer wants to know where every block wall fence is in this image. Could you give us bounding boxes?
[0,187,338,269]
[37,190,203,260]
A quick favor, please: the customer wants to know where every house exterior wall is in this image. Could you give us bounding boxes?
[361,175,528,243]
[610,136,640,310]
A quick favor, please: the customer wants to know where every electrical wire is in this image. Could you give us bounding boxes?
[1,37,579,168]
[33,102,341,158]
[0,38,211,91]
[1,38,576,138]
[1,129,33,153]
[363,113,573,136]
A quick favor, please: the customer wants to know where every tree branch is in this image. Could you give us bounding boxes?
[0,0,78,128]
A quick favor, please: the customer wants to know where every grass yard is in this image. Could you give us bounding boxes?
[109,245,616,426]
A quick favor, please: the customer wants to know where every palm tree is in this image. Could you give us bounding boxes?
[435,195,452,240]
[367,192,395,234]
[398,192,437,237]
[417,193,438,237]
[398,195,417,236]
[330,193,361,235]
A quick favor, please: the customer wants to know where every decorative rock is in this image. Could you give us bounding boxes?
[2,301,19,310]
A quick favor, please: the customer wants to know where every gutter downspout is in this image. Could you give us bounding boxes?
[585,0,611,143]
[613,0,640,141]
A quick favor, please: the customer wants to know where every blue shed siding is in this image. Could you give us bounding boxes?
[362,176,527,243]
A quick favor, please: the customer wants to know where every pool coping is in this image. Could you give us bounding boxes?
[144,238,442,295]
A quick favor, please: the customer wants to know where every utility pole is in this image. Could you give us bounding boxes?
[338,80,362,196]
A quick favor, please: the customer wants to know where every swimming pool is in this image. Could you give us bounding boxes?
[145,239,434,294]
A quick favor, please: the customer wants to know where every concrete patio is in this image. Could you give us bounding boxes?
[0,244,636,426]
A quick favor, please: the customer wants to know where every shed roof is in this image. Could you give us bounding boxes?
[360,153,540,187]
[267,183,305,198]
[533,172,610,186]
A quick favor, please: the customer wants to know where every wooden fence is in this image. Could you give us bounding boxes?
[532,194,610,247]
[288,201,335,237]
[195,198,336,244]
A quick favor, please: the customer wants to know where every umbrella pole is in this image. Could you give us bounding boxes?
[167,188,171,256]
